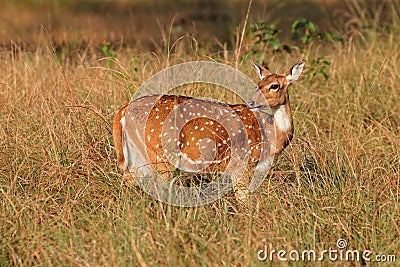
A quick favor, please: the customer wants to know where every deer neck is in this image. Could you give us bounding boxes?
[272,100,292,133]
[271,99,293,156]
[249,99,293,133]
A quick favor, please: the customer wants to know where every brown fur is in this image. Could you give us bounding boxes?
[112,103,128,171]
[141,95,263,173]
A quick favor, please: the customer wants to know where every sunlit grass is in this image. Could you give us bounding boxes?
[1,1,399,266]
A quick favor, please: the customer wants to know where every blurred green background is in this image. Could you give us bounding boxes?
[1,0,349,50]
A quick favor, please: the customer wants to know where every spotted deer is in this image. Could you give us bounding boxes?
[113,61,305,199]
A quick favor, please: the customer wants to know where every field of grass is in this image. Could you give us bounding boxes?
[1,0,399,266]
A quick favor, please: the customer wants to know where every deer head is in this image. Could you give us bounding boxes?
[247,61,305,110]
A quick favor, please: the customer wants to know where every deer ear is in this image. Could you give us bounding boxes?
[285,61,305,82]
[252,62,271,80]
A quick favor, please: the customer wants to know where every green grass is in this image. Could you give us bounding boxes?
[1,0,400,266]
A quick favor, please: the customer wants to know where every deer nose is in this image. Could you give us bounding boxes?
[247,100,255,108]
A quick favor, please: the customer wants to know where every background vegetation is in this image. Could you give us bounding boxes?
[1,0,399,265]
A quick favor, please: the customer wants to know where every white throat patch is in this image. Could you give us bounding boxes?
[273,105,291,131]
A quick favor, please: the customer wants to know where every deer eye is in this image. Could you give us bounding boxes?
[269,84,279,90]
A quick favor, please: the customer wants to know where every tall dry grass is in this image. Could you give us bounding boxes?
[1,0,399,266]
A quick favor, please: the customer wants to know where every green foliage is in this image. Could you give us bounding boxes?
[246,18,344,79]
[101,41,116,66]
[129,55,141,74]
[291,18,317,44]
[291,18,344,45]
[245,20,291,61]
[304,57,331,80]
[248,20,282,52]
